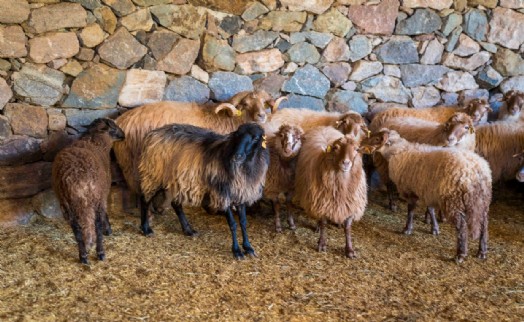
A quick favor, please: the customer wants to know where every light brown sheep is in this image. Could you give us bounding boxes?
[370,99,491,131]
[361,129,492,263]
[52,118,125,264]
[264,124,304,233]
[114,90,285,195]
[475,122,524,183]
[294,126,367,258]
[497,90,524,122]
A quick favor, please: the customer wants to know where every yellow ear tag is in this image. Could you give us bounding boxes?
[366,130,371,138]
[469,127,474,134]
[235,110,243,117]
[326,145,332,153]
[262,135,267,149]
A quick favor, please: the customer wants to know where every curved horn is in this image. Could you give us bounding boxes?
[215,103,240,117]
[227,91,251,107]
[271,96,288,113]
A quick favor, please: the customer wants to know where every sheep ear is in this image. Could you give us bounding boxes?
[271,96,287,113]
[215,103,240,117]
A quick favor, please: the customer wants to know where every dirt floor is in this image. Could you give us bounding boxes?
[0,183,523,321]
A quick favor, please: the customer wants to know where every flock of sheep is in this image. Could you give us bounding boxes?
[51,90,524,265]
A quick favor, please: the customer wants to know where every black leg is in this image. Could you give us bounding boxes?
[95,212,105,261]
[71,219,88,265]
[140,196,154,236]
[386,181,398,212]
[225,207,243,259]
[344,217,356,258]
[455,212,468,264]
[273,200,282,233]
[427,207,440,235]
[403,202,416,235]
[101,208,112,236]
[172,202,198,236]
[476,212,488,260]
[238,204,256,257]
[317,218,327,252]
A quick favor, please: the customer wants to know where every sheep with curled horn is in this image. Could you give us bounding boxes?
[138,123,269,259]
[113,90,286,209]
[52,118,125,264]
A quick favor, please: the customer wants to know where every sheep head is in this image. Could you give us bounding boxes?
[359,128,401,154]
[442,112,474,147]
[504,90,524,116]
[464,98,491,125]
[325,135,360,173]
[334,112,370,139]
[84,118,125,141]
[275,124,304,159]
[215,90,286,124]
[230,123,267,164]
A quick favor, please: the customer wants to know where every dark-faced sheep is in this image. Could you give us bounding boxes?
[264,124,304,232]
[294,127,367,258]
[52,118,125,264]
[361,129,491,263]
[138,123,269,259]
[114,90,285,195]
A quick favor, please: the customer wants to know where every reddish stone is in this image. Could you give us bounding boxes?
[0,161,52,199]
[347,0,399,35]
[4,103,48,138]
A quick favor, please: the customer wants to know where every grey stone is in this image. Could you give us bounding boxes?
[342,81,357,91]
[203,34,236,72]
[0,0,30,24]
[442,51,490,71]
[421,38,444,64]
[326,90,368,114]
[147,30,180,60]
[479,42,497,53]
[12,63,65,106]
[400,64,450,87]
[0,115,11,139]
[383,65,401,77]
[445,26,462,52]
[71,0,103,10]
[453,34,480,57]
[279,94,325,111]
[220,16,243,35]
[242,2,269,21]
[375,36,419,64]
[349,61,383,82]
[442,13,463,36]
[476,66,503,89]
[164,76,210,104]
[442,92,459,105]
[290,31,333,48]
[208,72,254,101]
[101,0,136,17]
[253,73,287,99]
[500,76,524,93]
[276,39,292,52]
[492,47,524,77]
[64,108,119,131]
[459,88,489,105]
[0,136,42,166]
[361,75,411,104]
[282,64,330,98]
[32,189,62,219]
[488,7,524,50]
[395,9,442,35]
[288,42,320,64]
[98,28,148,69]
[232,30,279,53]
[435,71,478,92]
[463,8,488,42]
[150,4,175,27]
[410,86,441,108]
[348,35,372,62]
[0,77,12,109]
[321,62,352,86]
[63,64,125,109]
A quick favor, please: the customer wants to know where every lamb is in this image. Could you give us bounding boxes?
[52,118,125,264]
[370,98,491,130]
[372,112,476,214]
[294,126,367,258]
[497,90,524,122]
[138,123,269,259]
[263,124,304,233]
[265,108,369,139]
[114,90,285,195]
[360,129,491,263]
[475,122,524,183]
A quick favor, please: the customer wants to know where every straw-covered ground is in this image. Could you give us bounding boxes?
[0,184,522,321]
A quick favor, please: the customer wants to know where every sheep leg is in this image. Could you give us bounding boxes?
[71,220,88,265]
[272,200,283,233]
[386,181,398,212]
[344,217,356,259]
[286,201,296,230]
[427,207,440,235]
[403,202,416,235]
[140,196,154,236]
[225,207,243,259]
[476,213,488,260]
[95,212,105,261]
[317,218,327,252]
[238,204,256,257]
[424,209,431,224]
[171,202,198,236]
[455,212,468,264]
[101,207,112,236]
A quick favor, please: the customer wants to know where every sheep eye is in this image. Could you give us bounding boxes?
[465,126,470,130]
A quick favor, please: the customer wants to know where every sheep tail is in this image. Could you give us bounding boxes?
[78,208,97,251]
[466,178,491,241]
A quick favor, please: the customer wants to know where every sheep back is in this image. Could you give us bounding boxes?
[295,127,367,225]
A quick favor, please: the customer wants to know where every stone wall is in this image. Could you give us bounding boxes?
[1,0,523,225]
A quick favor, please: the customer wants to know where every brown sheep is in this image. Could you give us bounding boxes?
[475,122,524,183]
[498,90,524,122]
[52,118,125,264]
[114,90,285,196]
[294,127,367,258]
[361,129,491,263]
[264,124,304,233]
[370,99,491,131]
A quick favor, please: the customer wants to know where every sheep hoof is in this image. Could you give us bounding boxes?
[184,229,199,237]
[232,247,244,260]
[80,257,89,265]
[104,228,112,236]
[141,226,154,237]
[289,224,297,231]
[403,228,413,235]
[431,229,440,236]
[275,227,283,233]
[98,253,105,261]
[476,251,487,260]
[317,244,327,252]
[243,246,257,257]
[455,255,467,264]
[345,250,357,259]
